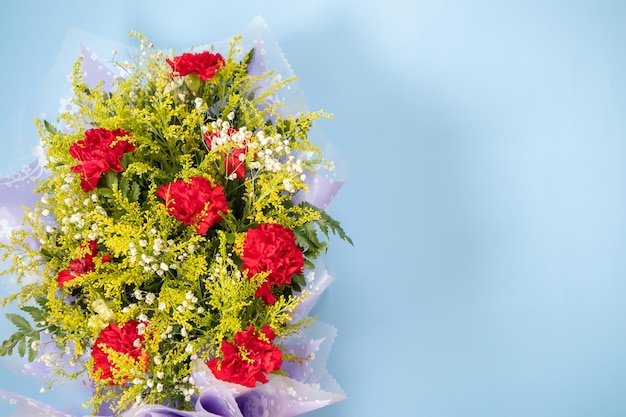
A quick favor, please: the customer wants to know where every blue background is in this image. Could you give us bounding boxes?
[1,1,626,416]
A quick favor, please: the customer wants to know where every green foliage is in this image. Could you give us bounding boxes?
[0,302,48,362]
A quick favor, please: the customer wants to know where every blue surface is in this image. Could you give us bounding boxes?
[2,1,626,416]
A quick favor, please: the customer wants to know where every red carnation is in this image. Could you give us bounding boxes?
[207,325,282,387]
[69,128,135,192]
[166,51,225,81]
[156,176,228,234]
[56,240,110,287]
[91,320,148,384]
[241,223,304,304]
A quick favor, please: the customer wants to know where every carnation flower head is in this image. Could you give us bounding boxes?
[241,223,304,304]
[91,320,148,385]
[166,51,225,81]
[207,325,282,387]
[157,176,228,234]
[69,128,134,192]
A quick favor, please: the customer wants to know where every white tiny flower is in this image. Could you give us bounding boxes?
[283,178,294,192]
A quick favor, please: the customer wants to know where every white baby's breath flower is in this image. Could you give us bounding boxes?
[145,293,155,305]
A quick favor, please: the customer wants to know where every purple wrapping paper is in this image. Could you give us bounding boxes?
[122,360,344,417]
[0,155,46,246]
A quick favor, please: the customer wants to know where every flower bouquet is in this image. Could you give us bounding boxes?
[0,18,350,417]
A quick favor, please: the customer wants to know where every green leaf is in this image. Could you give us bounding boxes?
[130,182,141,202]
[300,202,354,246]
[99,188,114,199]
[43,120,60,135]
[6,314,33,332]
[303,259,315,270]
[39,247,54,261]
[35,295,48,308]
[120,176,130,198]
[17,337,26,357]
[184,74,202,95]
[244,47,255,69]
[27,342,37,362]
[20,306,45,324]
[292,273,306,287]
[104,170,118,189]
[26,332,40,361]
[0,339,14,356]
